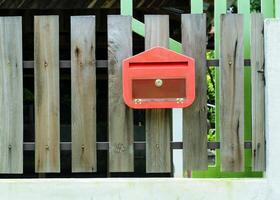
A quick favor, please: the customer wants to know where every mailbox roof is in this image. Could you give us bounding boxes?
[124,47,193,63]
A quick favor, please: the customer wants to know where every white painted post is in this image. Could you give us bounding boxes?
[172,108,183,177]
[264,19,280,184]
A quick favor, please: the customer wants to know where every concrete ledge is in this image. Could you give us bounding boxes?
[0,178,271,200]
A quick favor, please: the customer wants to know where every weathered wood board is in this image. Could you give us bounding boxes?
[220,14,244,172]
[182,14,208,171]
[108,15,134,172]
[71,16,96,172]
[34,16,60,173]
[251,13,265,172]
[145,15,171,173]
[0,17,23,174]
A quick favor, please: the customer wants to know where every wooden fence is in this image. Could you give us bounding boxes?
[0,13,265,175]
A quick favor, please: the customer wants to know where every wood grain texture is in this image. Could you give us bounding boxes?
[0,17,23,174]
[108,15,134,172]
[145,15,169,49]
[251,13,265,172]
[145,15,171,173]
[34,16,60,173]
[220,14,244,172]
[71,16,96,172]
[182,14,208,171]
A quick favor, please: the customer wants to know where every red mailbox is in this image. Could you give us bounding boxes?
[122,47,195,109]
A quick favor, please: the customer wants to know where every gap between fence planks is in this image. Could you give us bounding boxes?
[71,16,97,172]
[34,16,60,173]
[108,15,134,172]
[182,14,208,171]
[220,14,244,172]
[145,15,171,173]
[251,13,265,171]
[0,17,23,174]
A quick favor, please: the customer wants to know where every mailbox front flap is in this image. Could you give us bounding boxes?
[122,47,195,109]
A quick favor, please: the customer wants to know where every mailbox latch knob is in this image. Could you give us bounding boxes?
[155,79,163,87]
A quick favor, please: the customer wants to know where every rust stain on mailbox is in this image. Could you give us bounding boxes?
[122,47,195,109]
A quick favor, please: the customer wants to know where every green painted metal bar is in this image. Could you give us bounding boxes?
[207,0,227,177]
[204,0,227,177]
[214,0,226,57]
[238,0,262,177]
[238,0,251,140]
[120,0,132,16]
[276,0,280,18]
[261,0,274,18]
[238,1,250,59]
[132,18,144,36]
[191,0,203,14]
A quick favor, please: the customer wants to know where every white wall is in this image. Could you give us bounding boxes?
[0,178,267,200]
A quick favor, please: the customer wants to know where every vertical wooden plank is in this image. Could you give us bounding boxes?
[0,17,23,174]
[71,16,96,172]
[220,14,244,172]
[174,0,204,178]
[251,14,265,171]
[145,15,169,49]
[145,15,171,173]
[238,0,262,177]
[108,15,134,172]
[182,14,208,171]
[34,16,60,173]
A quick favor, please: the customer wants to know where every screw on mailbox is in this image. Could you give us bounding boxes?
[134,99,142,104]
[176,98,184,104]
[155,79,163,87]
